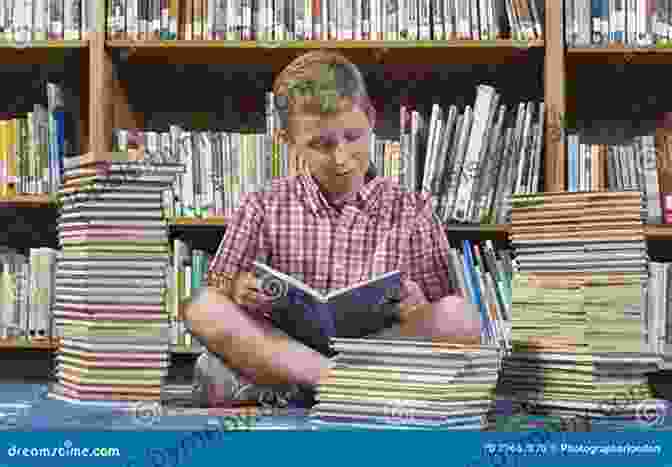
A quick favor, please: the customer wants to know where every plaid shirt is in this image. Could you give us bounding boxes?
[207,174,453,302]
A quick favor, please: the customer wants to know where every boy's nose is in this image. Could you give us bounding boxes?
[332,146,349,166]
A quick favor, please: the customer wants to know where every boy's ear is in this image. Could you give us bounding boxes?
[276,129,292,145]
[366,104,376,130]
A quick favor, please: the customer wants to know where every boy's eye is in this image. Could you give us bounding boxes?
[309,138,328,150]
[310,130,363,148]
[344,130,364,142]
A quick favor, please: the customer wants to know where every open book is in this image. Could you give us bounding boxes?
[253,262,402,356]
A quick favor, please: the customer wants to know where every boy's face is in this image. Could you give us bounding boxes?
[287,97,373,198]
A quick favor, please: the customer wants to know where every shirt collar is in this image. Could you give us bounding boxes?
[298,173,386,217]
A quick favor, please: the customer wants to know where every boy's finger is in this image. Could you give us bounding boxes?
[247,290,273,303]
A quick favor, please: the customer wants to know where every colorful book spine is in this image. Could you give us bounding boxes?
[664,192,672,223]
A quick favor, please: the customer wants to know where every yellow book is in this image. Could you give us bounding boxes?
[5,119,17,197]
[169,0,180,39]
[193,0,203,39]
[26,112,34,195]
[184,0,193,39]
[0,121,6,197]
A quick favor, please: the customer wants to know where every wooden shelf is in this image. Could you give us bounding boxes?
[171,346,202,355]
[168,216,227,226]
[0,194,55,207]
[0,40,87,48]
[169,217,512,233]
[567,46,672,64]
[107,39,544,66]
[0,338,58,350]
[0,40,88,63]
[646,224,672,240]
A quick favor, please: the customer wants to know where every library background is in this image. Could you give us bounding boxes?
[0,0,671,431]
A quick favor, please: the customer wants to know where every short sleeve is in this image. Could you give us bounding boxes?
[206,192,265,289]
[405,200,453,302]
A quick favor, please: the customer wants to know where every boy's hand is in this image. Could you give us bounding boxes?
[397,295,481,345]
[231,272,274,310]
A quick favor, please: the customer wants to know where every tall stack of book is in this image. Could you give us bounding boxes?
[311,338,501,430]
[498,190,664,424]
[48,151,183,406]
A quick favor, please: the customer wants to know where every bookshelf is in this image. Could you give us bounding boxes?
[107,39,545,67]
[0,41,88,65]
[0,338,58,350]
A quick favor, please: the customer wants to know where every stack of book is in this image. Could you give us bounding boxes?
[48,151,183,406]
[311,338,501,430]
[499,190,661,423]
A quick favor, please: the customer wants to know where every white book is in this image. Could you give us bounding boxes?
[34,0,48,39]
[13,0,24,42]
[453,86,497,221]
[444,109,472,220]
[421,103,441,193]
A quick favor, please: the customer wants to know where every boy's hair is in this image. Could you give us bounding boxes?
[272,50,375,131]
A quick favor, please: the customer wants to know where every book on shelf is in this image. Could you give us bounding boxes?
[564,0,669,48]
[0,0,87,41]
[166,237,209,352]
[0,247,58,340]
[114,84,543,227]
[112,122,396,219]
[105,0,544,42]
[664,192,672,223]
[405,86,544,225]
[566,127,672,224]
[252,261,402,356]
[0,82,67,198]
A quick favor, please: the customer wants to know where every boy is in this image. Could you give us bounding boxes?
[184,50,481,407]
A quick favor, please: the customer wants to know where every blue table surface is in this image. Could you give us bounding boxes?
[0,383,315,431]
[2,383,672,431]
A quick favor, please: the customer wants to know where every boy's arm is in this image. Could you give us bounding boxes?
[405,203,455,303]
[206,193,266,290]
[401,200,481,343]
